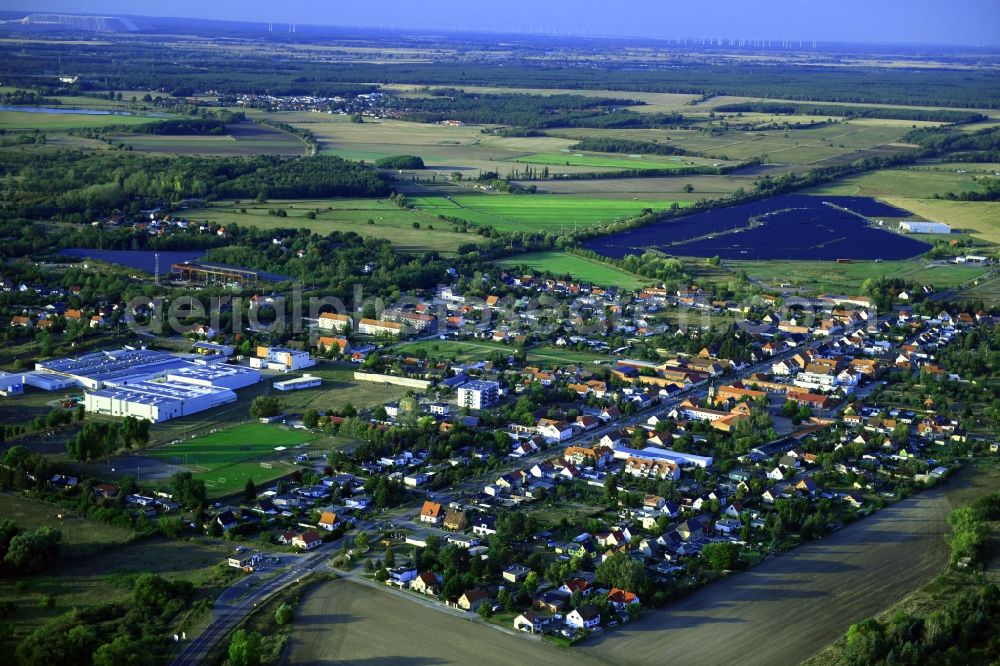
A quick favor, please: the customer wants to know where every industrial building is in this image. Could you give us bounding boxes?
[164,363,261,390]
[900,221,951,234]
[84,380,237,423]
[170,261,288,286]
[251,347,315,371]
[35,349,189,389]
[273,374,321,391]
[458,380,500,410]
[0,372,24,397]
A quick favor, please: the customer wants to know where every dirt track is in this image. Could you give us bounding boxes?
[285,465,995,666]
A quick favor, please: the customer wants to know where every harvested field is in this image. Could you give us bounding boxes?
[578,465,992,666]
[286,578,592,666]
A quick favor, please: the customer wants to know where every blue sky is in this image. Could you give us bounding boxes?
[4,0,999,46]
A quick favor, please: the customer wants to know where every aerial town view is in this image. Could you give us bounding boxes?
[0,1,998,664]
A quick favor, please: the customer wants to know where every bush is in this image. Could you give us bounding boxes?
[274,602,293,625]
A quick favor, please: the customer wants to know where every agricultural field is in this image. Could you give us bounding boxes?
[551,118,929,165]
[0,493,228,652]
[728,258,992,294]
[409,194,686,233]
[182,198,480,254]
[255,111,597,175]
[809,164,995,199]
[525,174,748,200]
[514,151,711,171]
[113,122,307,157]
[0,109,162,131]
[579,477,962,666]
[286,579,587,666]
[495,250,651,289]
[881,198,1000,247]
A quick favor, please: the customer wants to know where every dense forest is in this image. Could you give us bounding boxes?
[712,102,987,124]
[392,90,689,129]
[568,138,692,156]
[4,39,1000,108]
[0,152,387,221]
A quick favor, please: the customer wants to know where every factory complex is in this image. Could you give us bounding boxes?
[26,347,269,423]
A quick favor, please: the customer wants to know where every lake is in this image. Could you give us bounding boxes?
[583,194,931,261]
[59,249,205,273]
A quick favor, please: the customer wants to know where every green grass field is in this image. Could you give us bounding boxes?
[393,339,519,361]
[115,123,306,157]
[0,109,162,131]
[183,198,479,254]
[146,422,316,496]
[514,151,696,170]
[495,250,651,288]
[727,259,991,294]
[809,166,992,199]
[0,493,229,651]
[881,198,1000,247]
[146,422,315,468]
[410,194,686,233]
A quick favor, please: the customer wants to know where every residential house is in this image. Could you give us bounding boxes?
[411,571,440,595]
[419,500,444,525]
[566,605,601,630]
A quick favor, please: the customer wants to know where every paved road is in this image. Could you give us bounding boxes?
[171,542,349,665]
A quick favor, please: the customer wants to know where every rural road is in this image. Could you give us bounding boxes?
[171,544,343,665]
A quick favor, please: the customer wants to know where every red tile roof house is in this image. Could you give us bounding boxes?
[292,530,322,550]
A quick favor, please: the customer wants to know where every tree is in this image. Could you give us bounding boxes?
[354,531,369,552]
[170,472,206,508]
[701,542,740,572]
[207,519,223,538]
[244,479,257,502]
[249,395,281,419]
[274,602,293,625]
[303,409,320,429]
[595,552,647,593]
[478,601,494,618]
[228,629,262,666]
[384,545,395,568]
[3,527,62,574]
[497,587,514,611]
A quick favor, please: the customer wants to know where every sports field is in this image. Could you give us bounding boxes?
[514,151,697,170]
[410,195,685,233]
[496,250,650,289]
[183,198,479,254]
[146,422,316,495]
